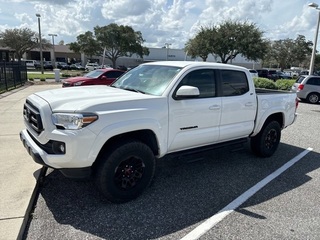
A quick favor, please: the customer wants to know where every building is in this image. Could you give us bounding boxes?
[1,45,261,69]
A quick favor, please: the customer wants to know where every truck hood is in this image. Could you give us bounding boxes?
[33,85,160,112]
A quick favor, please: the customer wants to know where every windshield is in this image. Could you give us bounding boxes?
[84,70,104,78]
[111,65,182,95]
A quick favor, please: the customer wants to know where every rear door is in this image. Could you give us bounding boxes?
[304,76,320,95]
[218,69,257,141]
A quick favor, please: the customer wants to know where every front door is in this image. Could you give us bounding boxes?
[167,69,222,152]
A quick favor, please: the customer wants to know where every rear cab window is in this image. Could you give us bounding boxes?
[221,70,249,96]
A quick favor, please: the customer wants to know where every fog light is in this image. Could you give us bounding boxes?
[52,141,66,154]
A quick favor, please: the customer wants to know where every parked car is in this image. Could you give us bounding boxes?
[85,62,99,71]
[299,70,309,76]
[267,69,277,80]
[256,69,269,78]
[117,65,127,71]
[56,62,70,70]
[34,60,41,69]
[22,60,37,69]
[96,64,113,69]
[43,61,54,70]
[248,69,258,78]
[291,75,320,104]
[20,61,298,203]
[269,71,293,81]
[70,63,85,71]
[62,68,125,87]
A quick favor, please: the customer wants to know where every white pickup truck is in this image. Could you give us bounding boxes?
[20,61,297,203]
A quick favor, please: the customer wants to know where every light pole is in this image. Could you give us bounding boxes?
[165,42,171,61]
[308,3,320,75]
[48,33,57,68]
[36,13,44,74]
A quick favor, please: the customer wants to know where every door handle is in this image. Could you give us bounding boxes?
[245,102,253,107]
[209,105,221,110]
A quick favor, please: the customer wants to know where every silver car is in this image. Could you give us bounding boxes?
[291,75,320,104]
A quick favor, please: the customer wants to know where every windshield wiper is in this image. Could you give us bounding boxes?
[121,87,146,94]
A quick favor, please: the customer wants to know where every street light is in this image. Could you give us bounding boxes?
[165,42,171,61]
[48,33,57,68]
[35,13,44,74]
[308,3,320,75]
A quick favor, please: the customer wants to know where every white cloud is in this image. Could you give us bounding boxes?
[0,0,318,49]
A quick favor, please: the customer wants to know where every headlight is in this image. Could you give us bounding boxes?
[52,113,98,130]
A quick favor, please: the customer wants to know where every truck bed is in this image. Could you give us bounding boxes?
[255,88,292,94]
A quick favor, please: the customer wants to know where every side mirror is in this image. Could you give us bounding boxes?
[101,76,107,80]
[175,86,199,99]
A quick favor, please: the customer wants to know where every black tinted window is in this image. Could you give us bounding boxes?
[221,70,249,96]
[296,76,305,83]
[306,77,320,86]
[105,71,124,78]
[179,69,216,98]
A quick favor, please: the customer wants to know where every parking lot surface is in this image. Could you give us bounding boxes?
[19,93,320,239]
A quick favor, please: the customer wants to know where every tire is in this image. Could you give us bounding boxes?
[95,140,155,203]
[250,121,281,158]
[306,93,320,104]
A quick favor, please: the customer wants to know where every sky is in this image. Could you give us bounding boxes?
[0,0,319,49]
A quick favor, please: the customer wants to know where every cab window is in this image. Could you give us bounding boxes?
[221,70,249,96]
[177,69,216,98]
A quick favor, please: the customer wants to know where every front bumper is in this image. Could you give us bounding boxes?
[20,129,92,178]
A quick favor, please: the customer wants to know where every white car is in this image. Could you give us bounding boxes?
[291,75,320,104]
[85,62,99,71]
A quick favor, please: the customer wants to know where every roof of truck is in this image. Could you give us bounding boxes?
[143,61,247,71]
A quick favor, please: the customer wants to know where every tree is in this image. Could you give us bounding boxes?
[263,35,312,69]
[184,27,213,61]
[186,20,268,63]
[291,35,313,68]
[69,31,101,59]
[0,27,50,61]
[315,54,320,71]
[94,24,149,67]
[70,23,149,67]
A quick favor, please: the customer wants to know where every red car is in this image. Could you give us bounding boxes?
[62,69,125,87]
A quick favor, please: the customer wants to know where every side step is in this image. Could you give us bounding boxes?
[166,138,248,159]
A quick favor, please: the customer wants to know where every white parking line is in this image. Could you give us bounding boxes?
[180,147,313,240]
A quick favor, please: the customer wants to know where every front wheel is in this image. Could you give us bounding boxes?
[95,140,156,203]
[250,121,281,158]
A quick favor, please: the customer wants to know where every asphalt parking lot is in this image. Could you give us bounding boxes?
[23,101,320,240]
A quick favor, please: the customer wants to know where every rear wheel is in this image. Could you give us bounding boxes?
[250,121,281,158]
[95,140,155,203]
[307,93,320,104]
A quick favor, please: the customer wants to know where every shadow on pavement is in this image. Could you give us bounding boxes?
[23,142,319,240]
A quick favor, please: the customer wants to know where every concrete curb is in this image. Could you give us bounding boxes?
[17,166,48,240]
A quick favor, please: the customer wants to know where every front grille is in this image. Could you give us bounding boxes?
[62,82,71,87]
[23,100,44,134]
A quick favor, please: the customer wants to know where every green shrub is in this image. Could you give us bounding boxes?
[29,78,34,81]
[253,77,277,89]
[275,79,296,91]
[40,78,46,81]
[62,73,71,78]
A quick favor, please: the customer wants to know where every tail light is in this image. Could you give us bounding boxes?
[297,84,304,90]
[295,97,299,109]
